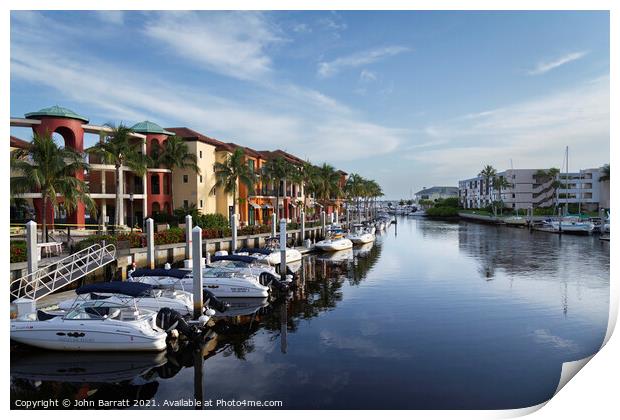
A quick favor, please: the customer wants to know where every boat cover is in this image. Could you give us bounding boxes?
[131,268,190,279]
[76,281,154,297]
[211,254,259,264]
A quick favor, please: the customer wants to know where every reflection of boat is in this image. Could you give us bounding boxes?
[316,249,353,262]
[353,242,374,257]
[130,268,269,298]
[57,282,198,317]
[237,237,302,265]
[11,351,166,383]
[315,229,353,252]
[213,297,270,317]
[11,300,168,352]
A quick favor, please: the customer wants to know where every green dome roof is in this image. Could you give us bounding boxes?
[25,105,89,123]
[130,121,175,136]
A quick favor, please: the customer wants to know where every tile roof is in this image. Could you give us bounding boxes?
[10,135,30,149]
[25,105,89,123]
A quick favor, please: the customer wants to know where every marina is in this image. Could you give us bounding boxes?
[10,216,610,409]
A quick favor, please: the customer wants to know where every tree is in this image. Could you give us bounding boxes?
[600,164,610,182]
[262,156,296,219]
[87,124,150,227]
[315,163,342,208]
[298,161,319,214]
[156,135,201,209]
[11,132,97,240]
[492,176,513,214]
[479,165,497,204]
[345,173,365,222]
[212,147,257,223]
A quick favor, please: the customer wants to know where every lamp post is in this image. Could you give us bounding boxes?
[130,193,134,233]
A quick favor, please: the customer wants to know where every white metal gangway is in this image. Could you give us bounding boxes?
[10,243,117,301]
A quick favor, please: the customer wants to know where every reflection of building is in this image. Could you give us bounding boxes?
[414,186,458,201]
[459,168,608,211]
[10,105,349,228]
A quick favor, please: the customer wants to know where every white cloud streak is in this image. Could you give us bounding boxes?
[318,46,410,78]
[527,51,588,75]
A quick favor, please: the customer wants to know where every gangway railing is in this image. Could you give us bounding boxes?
[9,243,116,301]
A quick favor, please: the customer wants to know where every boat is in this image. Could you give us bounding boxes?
[547,216,595,234]
[346,224,375,244]
[237,237,302,265]
[11,299,168,352]
[504,216,527,226]
[212,297,270,317]
[209,254,279,277]
[130,267,270,298]
[57,281,202,317]
[315,228,353,252]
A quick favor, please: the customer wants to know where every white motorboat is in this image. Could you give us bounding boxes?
[11,300,168,352]
[209,254,278,277]
[315,229,353,252]
[504,216,527,226]
[547,216,595,234]
[57,281,206,318]
[237,237,302,265]
[346,225,375,244]
[130,268,270,298]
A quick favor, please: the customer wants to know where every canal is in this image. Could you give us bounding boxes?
[11,217,610,409]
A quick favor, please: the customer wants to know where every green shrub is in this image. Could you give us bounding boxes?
[196,213,229,230]
[154,227,185,245]
[426,206,459,217]
[433,197,460,208]
[10,241,27,263]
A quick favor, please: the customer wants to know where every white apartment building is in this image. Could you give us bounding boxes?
[459,167,607,211]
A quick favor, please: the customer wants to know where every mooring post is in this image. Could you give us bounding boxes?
[300,210,305,245]
[231,213,237,254]
[346,208,350,229]
[192,225,203,319]
[146,218,155,269]
[271,212,277,237]
[335,210,339,224]
[185,215,192,261]
[26,220,38,276]
[280,218,287,281]
[321,210,326,238]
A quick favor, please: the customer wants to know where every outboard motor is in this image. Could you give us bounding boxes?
[203,289,229,313]
[156,308,203,342]
[259,272,290,292]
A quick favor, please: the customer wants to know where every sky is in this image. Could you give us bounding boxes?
[10,10,610,199]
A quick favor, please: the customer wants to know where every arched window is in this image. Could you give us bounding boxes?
[163,202,171,214]
[151,202,161,215]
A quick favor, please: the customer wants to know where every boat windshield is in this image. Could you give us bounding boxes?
[63,301,126,320]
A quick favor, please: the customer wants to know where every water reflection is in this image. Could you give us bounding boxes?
[10,219,609,409]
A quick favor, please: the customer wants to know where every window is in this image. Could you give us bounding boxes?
[200,199,203,208]
[200,175,203,183]
[183,175,189,184]
[183,200,189,208]
[151,175,160,195]
[248,159,255,174]
[199,151,203,159]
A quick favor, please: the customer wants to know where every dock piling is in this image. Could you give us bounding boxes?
[26,220,38,276]
[280,218,287,281]
[321,210,326,238]
[146,218,155,269]
[231,213,238,254]
[185,215,192,261]
[300,210,305,245]
[335,210,339,224]
[271,213,277,237]
[192,225,203,319]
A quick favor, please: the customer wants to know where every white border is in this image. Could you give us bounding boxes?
[2,1,616,418]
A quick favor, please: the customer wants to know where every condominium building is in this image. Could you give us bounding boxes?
[10,105,349,229]
[458,167,608,211]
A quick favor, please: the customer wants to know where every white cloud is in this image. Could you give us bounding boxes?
[318,46,410,78]
[359,69,377,83]
[143,11,284,81]
[409,76,609,180]
[528,51,589,75]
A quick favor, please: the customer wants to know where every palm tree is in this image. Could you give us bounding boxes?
[87,124,150,227]
[156,135,200,209]
[599,164,610,182]
[11,132,97,241]
[315,163,342,211]
[211,147,257,223]
[492,176,513,214]
[261,156,294,219]
[479,165,497,205]
[298,161,319,214]
[345,173,365,222]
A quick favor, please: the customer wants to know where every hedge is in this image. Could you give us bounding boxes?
[11,241,27,263]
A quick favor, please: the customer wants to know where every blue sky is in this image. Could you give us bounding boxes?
[10,11,609,199]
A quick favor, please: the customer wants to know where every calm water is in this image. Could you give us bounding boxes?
[11,218,610,409]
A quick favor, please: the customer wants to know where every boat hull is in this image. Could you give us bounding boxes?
[315,238,353,252]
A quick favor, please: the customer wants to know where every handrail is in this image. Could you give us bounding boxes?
[9,243,116,301]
